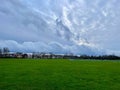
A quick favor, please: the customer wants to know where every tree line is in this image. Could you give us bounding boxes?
[0,47,120,60]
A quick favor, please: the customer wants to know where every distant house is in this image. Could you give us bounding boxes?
[15,52,23,58]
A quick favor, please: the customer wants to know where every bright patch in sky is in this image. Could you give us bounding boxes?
[0,0,120,55]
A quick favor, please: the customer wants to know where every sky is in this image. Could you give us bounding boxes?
[0,0,120,55]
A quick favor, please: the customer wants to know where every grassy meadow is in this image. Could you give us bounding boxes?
[0,59,120,90]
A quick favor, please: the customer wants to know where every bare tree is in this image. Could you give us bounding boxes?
[3,47,10,55]
[0,48,2,55]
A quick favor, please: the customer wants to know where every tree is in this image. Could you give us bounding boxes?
[0,48,2,54]
[22,54,28,58]
[3,47,10,54]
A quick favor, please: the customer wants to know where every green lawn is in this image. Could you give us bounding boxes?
[0,59,120,90]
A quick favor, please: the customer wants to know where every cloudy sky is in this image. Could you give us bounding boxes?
[0,0,120,55]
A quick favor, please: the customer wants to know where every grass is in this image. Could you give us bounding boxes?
[0,58,120,90]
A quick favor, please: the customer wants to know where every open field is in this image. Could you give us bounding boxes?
[0,59,120,90]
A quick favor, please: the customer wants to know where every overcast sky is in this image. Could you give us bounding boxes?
[0,0,120,55]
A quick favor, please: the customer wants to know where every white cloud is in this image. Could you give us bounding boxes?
[0,40,105,55]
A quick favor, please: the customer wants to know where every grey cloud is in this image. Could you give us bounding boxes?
[0,0,120,55]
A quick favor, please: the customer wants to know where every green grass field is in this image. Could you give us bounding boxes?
[0,59,120,90]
